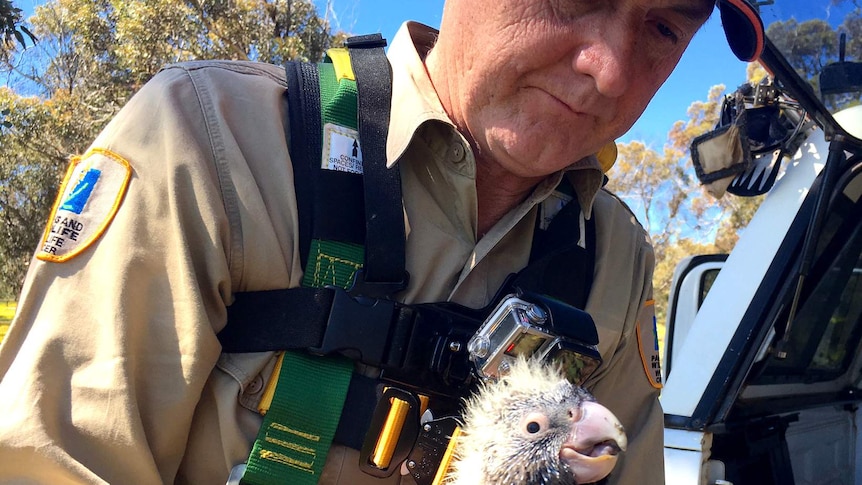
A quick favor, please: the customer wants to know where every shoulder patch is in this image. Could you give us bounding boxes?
[636,299,663,389]
[37,149,132,263]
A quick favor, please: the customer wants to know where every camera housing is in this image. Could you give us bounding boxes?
[467,294,601,385]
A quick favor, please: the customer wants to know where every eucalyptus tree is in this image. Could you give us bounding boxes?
[0,0,341,297]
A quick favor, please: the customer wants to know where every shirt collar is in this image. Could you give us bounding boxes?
[386,22,454,166]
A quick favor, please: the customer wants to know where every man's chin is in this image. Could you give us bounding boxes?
[489,138,601,178]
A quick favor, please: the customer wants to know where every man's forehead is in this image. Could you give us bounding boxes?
[660,0,715,21]
[442,0,715,18]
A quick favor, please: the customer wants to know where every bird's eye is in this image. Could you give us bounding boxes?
[520,412,550,436]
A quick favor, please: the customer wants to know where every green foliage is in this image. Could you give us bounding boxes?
[0,0,340,297]
[1,0,36,52]
[0,87,84,296]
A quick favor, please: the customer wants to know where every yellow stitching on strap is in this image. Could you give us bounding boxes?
[259,450,316,473]
[259,421,321,473]
[264,436,316,456]
[271,422,321,442]
[310,252,362,288]
[326,48,355,81]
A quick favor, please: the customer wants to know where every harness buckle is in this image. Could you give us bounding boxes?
[308,287,405,367]
[405,416,463,485]
[348,268,410,299]
[345,34,389,49]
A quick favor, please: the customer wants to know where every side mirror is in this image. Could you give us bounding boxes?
[819,62,862,96]
[820,33,862,96]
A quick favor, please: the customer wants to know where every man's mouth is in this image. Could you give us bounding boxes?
[526,86,591,118]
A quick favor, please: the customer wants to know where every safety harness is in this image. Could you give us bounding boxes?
[218,34,606,485]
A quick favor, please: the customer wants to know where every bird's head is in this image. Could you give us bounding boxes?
[453,357,627,484]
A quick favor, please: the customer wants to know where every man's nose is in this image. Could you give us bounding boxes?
[572,23,637,99]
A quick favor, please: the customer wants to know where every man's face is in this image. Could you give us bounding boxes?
[430,0,712,179]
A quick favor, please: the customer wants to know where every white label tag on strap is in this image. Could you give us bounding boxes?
[322,123,363,175]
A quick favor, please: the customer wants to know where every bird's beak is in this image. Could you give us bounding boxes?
[559,400,628,483]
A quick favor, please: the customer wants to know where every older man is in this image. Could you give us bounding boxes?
[0,0,761,484]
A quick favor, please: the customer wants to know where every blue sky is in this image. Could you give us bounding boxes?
[317,0,749,148]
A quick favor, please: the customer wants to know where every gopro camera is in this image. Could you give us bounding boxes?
[466,293,602,385]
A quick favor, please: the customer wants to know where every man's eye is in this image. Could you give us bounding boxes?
[656,22,680,43]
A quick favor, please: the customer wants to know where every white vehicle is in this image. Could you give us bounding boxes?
[661,2,862,484]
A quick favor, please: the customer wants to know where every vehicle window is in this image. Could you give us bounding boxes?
[751,168,862,384]
[809,245,862,373]
[810,172,862,372]
[699,269,721,307]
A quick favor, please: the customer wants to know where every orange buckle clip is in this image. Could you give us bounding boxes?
[359,387,428,477]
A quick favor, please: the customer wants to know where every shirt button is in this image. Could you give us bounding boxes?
[245,374,264,395]
[448,142,466,163]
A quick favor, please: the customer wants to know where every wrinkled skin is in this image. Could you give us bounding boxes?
[426,0,712,234]
[448,358,628,484]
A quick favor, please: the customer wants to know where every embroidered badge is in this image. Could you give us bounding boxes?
[636,299,663,389]
[321,123,363,174]
[37,149,132,263]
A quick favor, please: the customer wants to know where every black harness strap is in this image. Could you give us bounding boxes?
[285,60,325,269]
[347,35,407,294]
[222,35,402,351]
[515,184,596,309]
[219,287,331,352]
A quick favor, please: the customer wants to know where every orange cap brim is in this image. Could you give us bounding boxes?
[718,0,765,62]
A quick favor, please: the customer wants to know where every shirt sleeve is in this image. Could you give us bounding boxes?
[0,66,234,484]
[590,288,665,485]
[586,190,664,485]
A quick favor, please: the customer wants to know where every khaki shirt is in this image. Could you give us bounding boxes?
[0,22,662,485]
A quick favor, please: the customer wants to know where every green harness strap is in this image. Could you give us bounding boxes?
[241,58,364,485]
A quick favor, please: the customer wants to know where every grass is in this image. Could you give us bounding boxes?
[0,301,15,343]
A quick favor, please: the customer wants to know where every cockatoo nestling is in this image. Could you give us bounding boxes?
[446,357,627,484]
